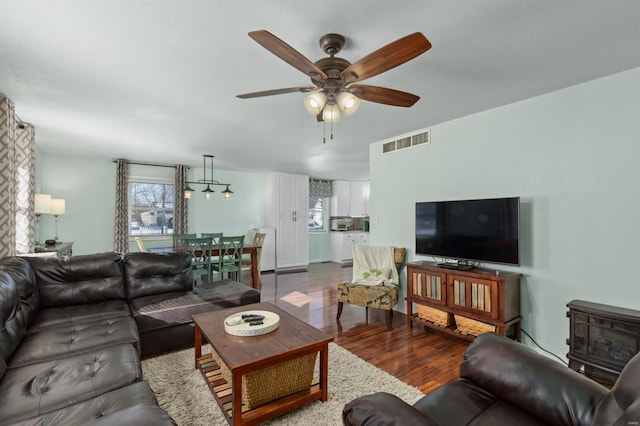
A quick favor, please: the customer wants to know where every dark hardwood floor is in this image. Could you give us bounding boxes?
[240,262,470,394]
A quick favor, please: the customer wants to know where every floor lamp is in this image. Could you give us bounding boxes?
[34,193,51,245]
[50,199,66,241]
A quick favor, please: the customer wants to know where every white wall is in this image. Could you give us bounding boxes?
[369,67,640,358]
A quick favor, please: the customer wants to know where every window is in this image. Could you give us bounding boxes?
[308,196,326,232]
[129,178,174,236]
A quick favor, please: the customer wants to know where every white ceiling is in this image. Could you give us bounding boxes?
[2,1,639,180]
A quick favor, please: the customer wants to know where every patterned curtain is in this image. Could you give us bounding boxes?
[114,159,129,254]
[174,165,189,234]
[15,124,35,254]
[309,178,332,197]
[0,96,17,257]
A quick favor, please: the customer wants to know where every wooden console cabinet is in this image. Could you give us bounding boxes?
[406,261,522,342]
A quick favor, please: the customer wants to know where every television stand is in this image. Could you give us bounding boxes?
[437,262,473,271]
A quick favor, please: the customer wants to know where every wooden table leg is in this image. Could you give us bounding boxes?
[320,344,329,402]
[194,325,202,369]
[232,371,243,425]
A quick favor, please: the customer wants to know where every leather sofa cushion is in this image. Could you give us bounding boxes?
[413,381,546,426]
[26,252,125,308]
[0,257,38,309]
[194,279,260,308]
[123,252,193,299]
[460,332,607,425]
[6,381,176,426]
[129,291,215,332]
[27,300,131,334]
[0,343,141,423]
[9,316,140,368]
[1,270,22,363]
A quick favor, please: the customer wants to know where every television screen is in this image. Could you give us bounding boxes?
[415,197,520,265]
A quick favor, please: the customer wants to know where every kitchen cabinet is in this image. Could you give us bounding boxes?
[330,232,369,264]
[266,172,309,270]
[331,180,369,217]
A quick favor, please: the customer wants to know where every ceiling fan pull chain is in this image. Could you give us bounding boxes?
[323,120,326,143]
[331,117,334,140]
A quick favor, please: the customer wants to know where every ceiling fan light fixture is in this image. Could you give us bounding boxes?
[322,104,341,122]
[304,92,327,115]
[337,91,360,116]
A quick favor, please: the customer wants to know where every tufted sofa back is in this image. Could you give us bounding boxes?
[25,252,125,309]
[0,257,39,377]
[123,252,193,299]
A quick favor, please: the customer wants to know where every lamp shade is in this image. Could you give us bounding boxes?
[322,104,341,122]
[50,199,66,215]
[34,194,51,214]
[304,92,327,115]
[337,92,360,116]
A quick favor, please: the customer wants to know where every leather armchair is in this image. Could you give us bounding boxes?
[343,332,640,426]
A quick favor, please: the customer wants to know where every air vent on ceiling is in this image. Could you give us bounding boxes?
[382,129,431,154]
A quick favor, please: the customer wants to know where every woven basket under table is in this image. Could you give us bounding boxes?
[209,347,317,409]
[454,314,496,336]
[416,305,454,327]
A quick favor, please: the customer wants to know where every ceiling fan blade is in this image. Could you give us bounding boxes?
[249,30,328,80]
[341,33,431,83]
[350,84,420,107]
[236,86,316,99]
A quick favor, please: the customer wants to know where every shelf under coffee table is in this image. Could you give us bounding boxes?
[193,302,334,425]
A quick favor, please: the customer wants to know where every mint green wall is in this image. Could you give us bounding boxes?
[369,67,640,358]
[309,232,331,262]
[36,153,269,254]
[309,197,331,262]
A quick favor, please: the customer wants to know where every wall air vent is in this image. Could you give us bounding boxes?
[412,130,430,146]
[382,128,431,154]
[382,141,396,153]
[396,137,411,149]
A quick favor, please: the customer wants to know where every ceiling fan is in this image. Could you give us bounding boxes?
[236,30,432,123]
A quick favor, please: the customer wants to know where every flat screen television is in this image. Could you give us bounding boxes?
[415,197,520,266]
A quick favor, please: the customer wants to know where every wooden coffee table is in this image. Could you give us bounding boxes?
[193,303,334,425]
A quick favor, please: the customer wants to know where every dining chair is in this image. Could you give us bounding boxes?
[242,232,266,278]
[201,233,223,279]
[200,233,223,245]
[134,237,147,252]
[184,237,213,285]
[172,233,196,251]
[212,235,245,282]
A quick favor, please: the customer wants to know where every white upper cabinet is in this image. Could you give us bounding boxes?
[277,173,309,217]
[331,180,369,217]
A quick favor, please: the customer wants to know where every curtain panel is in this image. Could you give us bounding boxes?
[174,165,189,234]
[0,96,17,257]
[114,159,129,254]
[15,124,36,254]
[0,96,36,256]
[309,179,332,197]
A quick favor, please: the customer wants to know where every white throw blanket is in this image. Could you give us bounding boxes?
[351,245,399,286]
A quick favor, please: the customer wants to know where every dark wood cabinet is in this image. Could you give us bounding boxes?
[566,300,640,384]
[407,261,521,342]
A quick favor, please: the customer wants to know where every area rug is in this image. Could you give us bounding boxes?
[141,343,424,425]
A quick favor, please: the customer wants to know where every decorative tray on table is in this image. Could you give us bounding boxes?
[224,310,280,336]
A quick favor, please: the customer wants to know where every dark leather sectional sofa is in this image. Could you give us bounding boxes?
[0,251,260,425]
[343,332,640,425]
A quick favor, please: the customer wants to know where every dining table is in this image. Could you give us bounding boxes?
[147,245,261,290]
